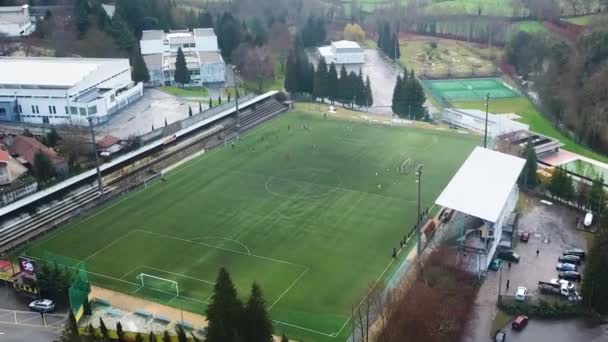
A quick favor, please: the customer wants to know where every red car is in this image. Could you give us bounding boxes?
[520,231,530,242]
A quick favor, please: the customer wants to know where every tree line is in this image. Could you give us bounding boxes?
[391,69,427,120]
[506,18,608,154]
[377,21,401,61]
[57,267,288,342]
[285,51,373,108]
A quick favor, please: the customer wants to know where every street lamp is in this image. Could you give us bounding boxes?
[232,66,240,135]
[484,92,490,148]
[415,164,423,273]
[87,117,103,194]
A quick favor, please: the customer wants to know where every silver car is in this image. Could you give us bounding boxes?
[29,299,56,313]
[556,262,577,271]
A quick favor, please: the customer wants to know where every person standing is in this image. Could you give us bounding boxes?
[506,279,510,291]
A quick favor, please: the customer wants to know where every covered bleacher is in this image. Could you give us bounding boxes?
[435,147,525,274]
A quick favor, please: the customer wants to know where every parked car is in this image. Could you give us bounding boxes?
[556,263,577,271]
[29,299,56,313]
[497,250,520,262]
[584,212,593,227]
[495,330,506,342]
[512,315,529,330]
[558,271,582,282]
[515,286,528,301]
[489,258,503,271]
[563,248,586,260]
[558,255,581,265]
[550,278,575,291]
[519,231,529,242]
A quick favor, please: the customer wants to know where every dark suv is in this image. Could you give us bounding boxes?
[497,249,520,262]
[563,248,585,260]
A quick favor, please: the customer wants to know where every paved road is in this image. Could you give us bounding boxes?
[0,286,65,342]
[0,321,61,342]
[503,319,607,342]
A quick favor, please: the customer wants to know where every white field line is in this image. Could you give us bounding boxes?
[75,230,137,267]
[134,229,307,268]
[140,265,215,286]
[268,267,309,310]
[120,265,142,280]
[162,149,206,174]
[272,319,336,337]
[334,257,396,337]
[189,236,251,255]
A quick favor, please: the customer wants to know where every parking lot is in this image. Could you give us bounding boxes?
[0,286,65,341]
[463,194,591,342]
[98,89,201,139]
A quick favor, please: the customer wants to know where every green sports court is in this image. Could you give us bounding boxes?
[422,77,520,102]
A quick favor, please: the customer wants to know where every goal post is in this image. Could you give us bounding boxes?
[224,133,240,148]
[400,158,413,175]
[135,273,179,297]
[143,171,163,188]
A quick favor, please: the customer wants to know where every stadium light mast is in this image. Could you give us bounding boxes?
[416,164,424,274]
[484,93,490,148]
[232,66,240,134]
[87,117,104,194]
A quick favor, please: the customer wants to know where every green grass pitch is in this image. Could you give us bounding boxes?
[26,110,479,341]
[422,77,520,102]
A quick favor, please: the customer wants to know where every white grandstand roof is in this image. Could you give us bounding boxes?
[332,40,361,49]
[435,147,525,223]
[0,57,126,88]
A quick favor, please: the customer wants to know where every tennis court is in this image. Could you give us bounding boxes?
[422,77,520,102]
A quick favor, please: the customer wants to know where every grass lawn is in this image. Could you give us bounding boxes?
[490,308,512,337]
[422,0,521,16]
[159,86,209,98]
[25,110,478,342]
[452,97,608,163]
[399,39,497,79]
[509,21,547,37]
[563,14,604,25]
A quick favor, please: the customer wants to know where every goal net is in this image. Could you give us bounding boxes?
[400,158,414,175]
[143,171,163,188]
[224,133,240,148]
[135,273,179,297]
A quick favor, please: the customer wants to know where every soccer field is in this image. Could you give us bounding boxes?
[26,111,478,341]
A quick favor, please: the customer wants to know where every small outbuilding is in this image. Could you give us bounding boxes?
[317,40,365,65]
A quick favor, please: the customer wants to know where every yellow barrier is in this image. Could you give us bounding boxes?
[13,283,38,294]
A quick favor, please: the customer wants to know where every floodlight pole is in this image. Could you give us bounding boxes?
[484,93,490,148]
[416,164,423,274]
[88,117,104,194]
[232,66,240,135]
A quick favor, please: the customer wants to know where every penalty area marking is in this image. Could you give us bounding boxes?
[189,236,251,255]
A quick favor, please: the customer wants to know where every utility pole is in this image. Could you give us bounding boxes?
[484,93,490,148]
[416,164,424,274]
[232,66,240,136]
[498,262,503,304]
[87,117,103,194]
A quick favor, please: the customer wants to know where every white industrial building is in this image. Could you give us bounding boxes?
[442,108,529,137]
[436,147,525,273]
[317,40,365,65]
[140,28,225,86]
[0,5,35,37]
[0,57,143,126]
